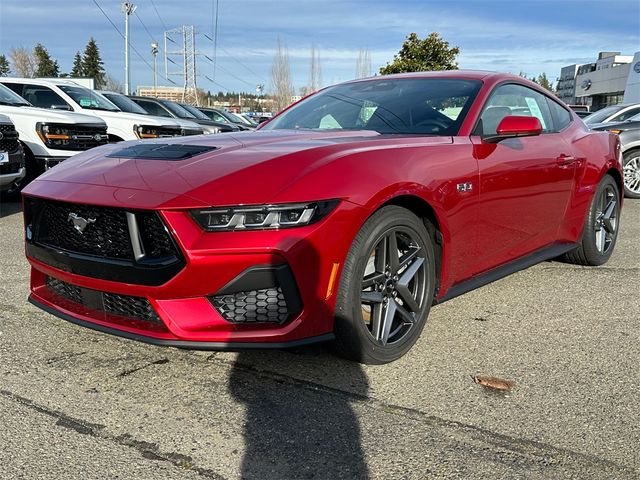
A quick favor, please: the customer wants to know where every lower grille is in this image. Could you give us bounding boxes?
[0,124,20,153]
[46,276,161,325]
[210,287,290,324]
[0,162,22,175]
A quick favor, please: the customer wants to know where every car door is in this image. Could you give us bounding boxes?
[470,83,577,274]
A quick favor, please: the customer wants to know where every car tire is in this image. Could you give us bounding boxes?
[563,175,620,266]
[622,149,640,199]
[332,206,436,364]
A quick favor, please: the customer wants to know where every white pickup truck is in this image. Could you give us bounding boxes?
[0,113,25,196]
[0,83,108,194]
[1,78,205,142]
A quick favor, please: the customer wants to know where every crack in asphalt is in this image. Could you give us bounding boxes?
[117,357,170,377]
[0,389,227,480]
[208,356,639,477]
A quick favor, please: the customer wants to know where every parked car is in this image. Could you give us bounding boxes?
[0,113,25,197]
[0,82,107,193]
[128,96,223,134]
[574,110,592,119]
[178,103,240,132]
[196,107,254,130]
[591,112,640,198]
[22,71,622,364]
[99,91,204,137]
[583,103,640,126]
[1,78,186,141]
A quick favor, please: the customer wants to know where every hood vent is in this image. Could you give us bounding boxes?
[107,143,218,161]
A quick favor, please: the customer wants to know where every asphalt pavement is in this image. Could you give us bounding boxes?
[0,198,638,479]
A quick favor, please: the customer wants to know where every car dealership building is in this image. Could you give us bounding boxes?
[557,51,640,110]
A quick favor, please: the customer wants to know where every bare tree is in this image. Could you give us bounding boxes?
[271,37,293,112]
[103,74,123,93]
[308,45,322,94]
[355,48,371,79]
[10,47,36,77]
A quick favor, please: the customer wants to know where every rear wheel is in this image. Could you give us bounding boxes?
[333,206,436,364]
[563,175,620,266]
[622,149,640,199]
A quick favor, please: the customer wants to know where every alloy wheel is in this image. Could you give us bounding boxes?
[359,228,427,346]
[623,154,640,195]
[594,184,618,255]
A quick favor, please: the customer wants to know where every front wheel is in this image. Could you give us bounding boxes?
[563,175,621,266]
[622,150,640,199]
[333,206,436,364]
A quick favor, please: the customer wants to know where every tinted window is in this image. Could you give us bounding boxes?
[546,98,572,131]
[610,106,640,122]
[478,83,554,136]
[161,101,197,118]
[263,78,482,135]
[103,93,149,115]
[58,85,119,111]
[22,85,71,110]
[133,99,171,117]
[0,83,31,106]
[583,105,625,125]
[180,104,211,120]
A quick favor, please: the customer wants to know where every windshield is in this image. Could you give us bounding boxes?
[102,92,148,114]
[262,78,482,135]
[162,100,196,118]
[0,83,31,106]
[58,85,120,111]
[180,103,212,120]
[583,105,625,125]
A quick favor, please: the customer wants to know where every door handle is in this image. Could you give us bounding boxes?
[556,154,576,166]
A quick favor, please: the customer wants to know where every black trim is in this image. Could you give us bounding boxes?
[434,243,576,304]
[29,296,334,350]
[212,264,303,323]
[26,242,184,286]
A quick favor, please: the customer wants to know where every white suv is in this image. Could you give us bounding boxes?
[0,83,108,192]
[1,78,191,142]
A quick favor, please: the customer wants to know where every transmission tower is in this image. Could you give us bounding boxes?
[164,25,199,105]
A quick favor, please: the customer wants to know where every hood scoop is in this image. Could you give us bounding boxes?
[107,143,218,161]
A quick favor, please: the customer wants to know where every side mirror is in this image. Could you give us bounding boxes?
[484,115,542,143]
[50,104,72,111]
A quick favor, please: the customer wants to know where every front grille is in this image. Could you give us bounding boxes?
[0,162,21,175]
[49,124,109,151]
[37,201,133,260]
[0,123,20,153]
[181,128,203,136]
[210,287,290,324]
[46,276,162,324]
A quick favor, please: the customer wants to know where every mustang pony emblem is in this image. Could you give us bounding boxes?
[67,213,96,233]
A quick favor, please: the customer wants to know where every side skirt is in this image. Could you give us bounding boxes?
[434,243,576,305]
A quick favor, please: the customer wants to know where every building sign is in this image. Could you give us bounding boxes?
[581,79,592,90]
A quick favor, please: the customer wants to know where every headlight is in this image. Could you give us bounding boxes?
[36,123,71,147]
[134,125,181,138]
[202,125,221,135]
[190,200,340,231]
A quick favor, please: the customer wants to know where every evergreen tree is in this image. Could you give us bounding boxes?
[536,72,554,93]
[70,51,83,77]
[380,32,459,75]
[33,43,59,77]
[82,38,105,88]
[0,54,10,76]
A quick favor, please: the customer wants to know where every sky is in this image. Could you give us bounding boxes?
[0,0,639,94]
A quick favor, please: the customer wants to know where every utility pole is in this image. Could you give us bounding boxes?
[122,1,136,95]
[151,42,159,96]
[164,25,199,105]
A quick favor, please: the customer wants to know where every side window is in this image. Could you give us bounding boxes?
[137,100,170,117]
[478,83,554,136]
[610,107,640,122]
[211,112,227,123]
[546,98,572,131]
[22,85,71,110]
[3,83,24,97]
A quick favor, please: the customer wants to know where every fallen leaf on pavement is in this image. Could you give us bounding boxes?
[472,375,516,391]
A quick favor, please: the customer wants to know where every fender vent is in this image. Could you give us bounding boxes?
[107,143,217,160]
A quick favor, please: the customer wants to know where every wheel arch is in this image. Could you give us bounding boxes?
[379,194,444,297]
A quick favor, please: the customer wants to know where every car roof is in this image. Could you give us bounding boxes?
[344,70,510,84]
[1,77,81,86]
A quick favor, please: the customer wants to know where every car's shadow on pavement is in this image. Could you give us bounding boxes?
[227,235,371,479]
[0,200,22,218]
[228,348,370,480]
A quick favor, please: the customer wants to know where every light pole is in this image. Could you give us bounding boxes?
[151,42,159,96]
[122,2,136,95]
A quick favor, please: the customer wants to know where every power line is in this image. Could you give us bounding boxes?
[218,46,268,84]
[148,0,168,32]
[92,0,177,87]
[134,10,156,43]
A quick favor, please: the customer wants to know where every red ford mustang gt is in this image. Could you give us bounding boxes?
[23,71,622,364]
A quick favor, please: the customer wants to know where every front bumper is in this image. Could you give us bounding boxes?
[0,147,25,191]
[26,199,363,348]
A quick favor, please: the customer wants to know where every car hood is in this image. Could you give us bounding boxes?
[87,109,180,127]
[0,105,107,125]
[25,129,452,209]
